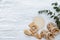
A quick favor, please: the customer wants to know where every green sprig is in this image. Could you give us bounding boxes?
[38,2,60,29]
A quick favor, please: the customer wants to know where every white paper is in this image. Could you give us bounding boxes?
[0,0,60,40]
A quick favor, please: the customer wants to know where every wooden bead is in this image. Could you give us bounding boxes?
[29,22,39,30]
[47,22,57,32]
[35,33,42,39]
[51,27,60,35]
[45,32,54,40]
[24,30,32,36]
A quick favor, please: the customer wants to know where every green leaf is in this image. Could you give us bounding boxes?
[45,10,49,12]
[53,7,58,9]
[51,13,55,18]
[48,12,52,15]
[58,14,60,16]
[54,16,59,20]
[56,21,60,29]
[56,8,60,12]
[50,15,54,18]
[52,2,58,6]
[55,2,58,6]
[38,11,41,14]
[38,10,49,14]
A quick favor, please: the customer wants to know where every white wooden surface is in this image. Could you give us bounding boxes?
[0,0,60,40]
